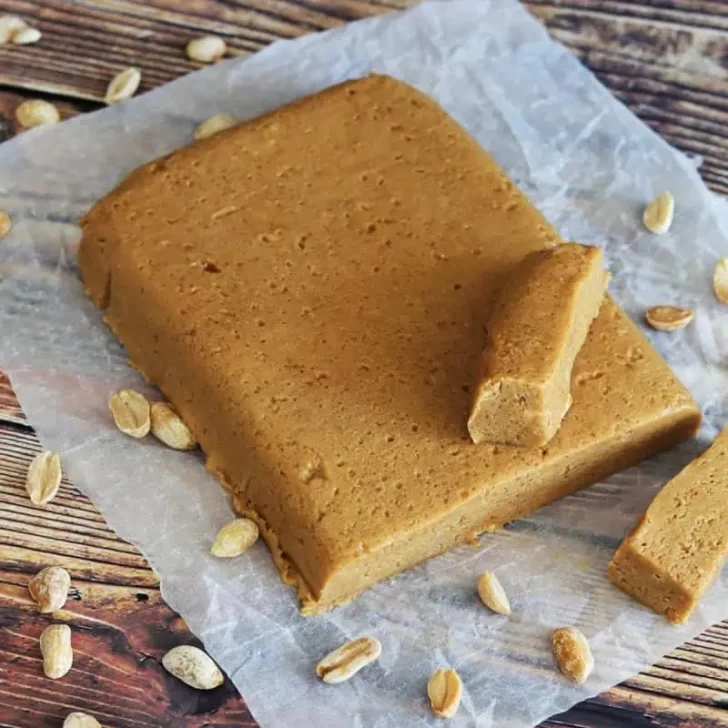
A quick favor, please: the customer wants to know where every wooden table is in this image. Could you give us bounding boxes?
[0,2,727,726]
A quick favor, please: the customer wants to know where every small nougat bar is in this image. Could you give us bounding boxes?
[608,428,728,623]
[468,244,607,447]
[79,75,701,613]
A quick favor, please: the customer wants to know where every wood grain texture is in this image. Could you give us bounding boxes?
[0,1,727,726]
[0,419,255,726]
[0,374,23,426]
[0,0,413,99]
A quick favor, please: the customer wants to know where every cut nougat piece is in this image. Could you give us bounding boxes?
[468,244,608,447]
[608,428,728,623]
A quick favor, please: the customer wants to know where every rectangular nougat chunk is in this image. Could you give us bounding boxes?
[79,75,700,612]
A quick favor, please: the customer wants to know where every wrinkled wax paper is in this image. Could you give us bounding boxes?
[1,2,727,726]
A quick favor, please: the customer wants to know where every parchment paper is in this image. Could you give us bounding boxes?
[1,2,727,726]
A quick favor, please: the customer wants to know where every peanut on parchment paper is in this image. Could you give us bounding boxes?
[316,637,382,684]
[0,210,11,238]
[109,389,150,438]
[211,517,259,558]
[645,305,694,332]
[427,667,463,719]
[0,15,26,43]
[552,626,594,684]
[195,113,236,140]
[150,401,197,450]
[477,571,511,615]
[642,191,674,234]
[713,258,728,305]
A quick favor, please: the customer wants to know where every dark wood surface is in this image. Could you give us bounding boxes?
[0,2,727,726]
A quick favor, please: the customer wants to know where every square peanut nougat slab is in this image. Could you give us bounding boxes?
[79,75,700,613]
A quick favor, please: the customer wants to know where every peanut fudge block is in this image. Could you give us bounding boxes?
[79,75,701,613]
[468,243,607,447]
[608,428,728,623]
